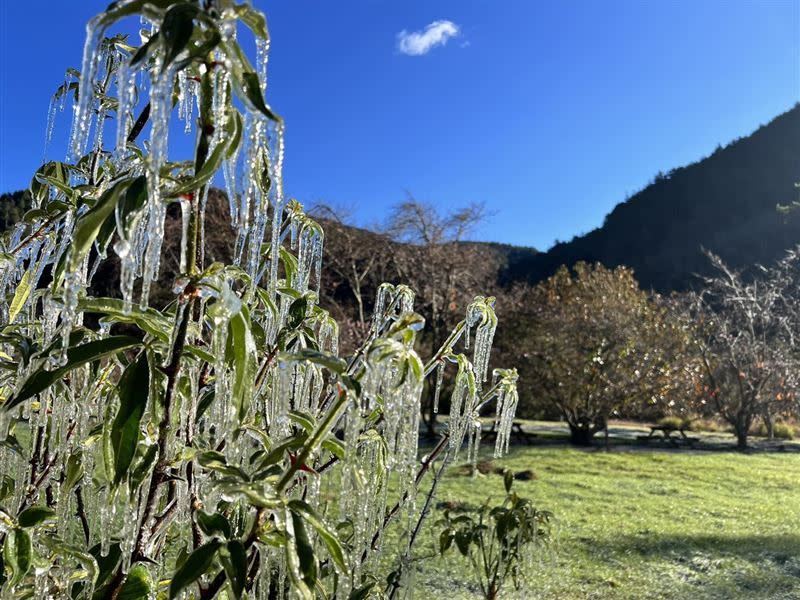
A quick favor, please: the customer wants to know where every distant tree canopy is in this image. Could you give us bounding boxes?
[506,262,700,444]
[0,190,32,233]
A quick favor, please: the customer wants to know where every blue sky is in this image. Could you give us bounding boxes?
[1,1,798,249]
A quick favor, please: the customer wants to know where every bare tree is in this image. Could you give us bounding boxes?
[312,204,394,341]
[386,199,501,435]
[688,251,799,448]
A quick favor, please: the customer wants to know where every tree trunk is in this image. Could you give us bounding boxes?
[735,428,749,450]
[763,411,774,440]
[568,423,596,446]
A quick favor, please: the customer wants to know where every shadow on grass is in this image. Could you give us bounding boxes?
[591,534,800,597]
[598,532,800,558]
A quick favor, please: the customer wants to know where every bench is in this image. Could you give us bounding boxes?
[637,425,699,448]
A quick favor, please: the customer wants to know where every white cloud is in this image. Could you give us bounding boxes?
[396,20,460,56]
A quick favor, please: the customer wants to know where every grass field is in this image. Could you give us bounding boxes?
[401,445,800,599]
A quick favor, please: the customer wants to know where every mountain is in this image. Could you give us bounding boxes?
[508,104,800,292]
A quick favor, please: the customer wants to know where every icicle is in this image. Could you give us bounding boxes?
[256,36,270,93]
[178,197,191,273]
[139,63,178,308]
[115,57,137,155]
[43,95,58,160]
[433,359,444,414]
[69,15,106,160]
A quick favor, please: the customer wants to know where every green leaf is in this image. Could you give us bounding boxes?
[231,68,281,122]
[63,451,84,493]
[97,175,147,252]
[288,410,315,434]
[111,352,150,485]
[117,564,153,600]
[88,542,122,598]
[227,308,256,423]
[439,529,454,554]
[6,336,142,411]
[226,110,243,160]
[219,540,247,599]
[321,438,345,460]
[455,530,471,556]
[79,297,170,342]
[3,528,32,587]
[288,296,308,329]
[283,509,314,600]
[100,0,179,27]
[160,4,198,69]
[289,500,348,573]
[17,505,56,528]
[217,483,281,508]
[169,110,237,197]
[129,444,157,493]
[234,4,269,39]
[70,179,132,272]
[8,270,31,323]
[348,581,377,600]
[284,349,346,374]
[197,451,250,481]
[168,540,221,600]
[503,469,514,494]
[196,511,231,539]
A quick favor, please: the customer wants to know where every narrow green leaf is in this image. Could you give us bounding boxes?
[321,438,345,460]
[160,4,198,69]
[220,540,247,599]
[117,564,153,600]
[289,500,348,573]
[6,336,142,411]
[70,179,131,272]
[169,111,235,197]
[288,410,315,434]
[17,505,56,528]
[228,308,256,422]
[3,528,32,587]
[234,4,269,39]
[97,175,147,252]
[168,540,221,600]
[283,508,314,600]
[284,349,346,374]
[111,352,150,485]
[79,297,170,342]
[196,511,231,539]
[8,270,31,323]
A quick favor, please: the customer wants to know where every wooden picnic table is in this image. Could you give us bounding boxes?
[637,425,699,447]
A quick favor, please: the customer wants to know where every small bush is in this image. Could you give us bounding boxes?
[657,415,690,431]
[752,422,795,440]
[689,417,728,433]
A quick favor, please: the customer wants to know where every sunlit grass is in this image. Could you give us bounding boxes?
[404,445,800,599]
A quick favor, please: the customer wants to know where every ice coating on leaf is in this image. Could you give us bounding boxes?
[466,296,498,388]
[447,354,477,461]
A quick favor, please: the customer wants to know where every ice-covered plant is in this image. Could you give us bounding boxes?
[0,2,519,598]
[437,472,551,600]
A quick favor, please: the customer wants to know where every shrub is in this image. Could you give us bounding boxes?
[657,415,685,431]
[437,471,551,600]
[751,422,795,440]
[0,2,521,598]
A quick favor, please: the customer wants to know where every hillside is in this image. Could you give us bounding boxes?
[3,105,799,294]
[509,104,800,291]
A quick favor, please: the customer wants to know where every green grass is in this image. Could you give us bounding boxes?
[402,446,800,599]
